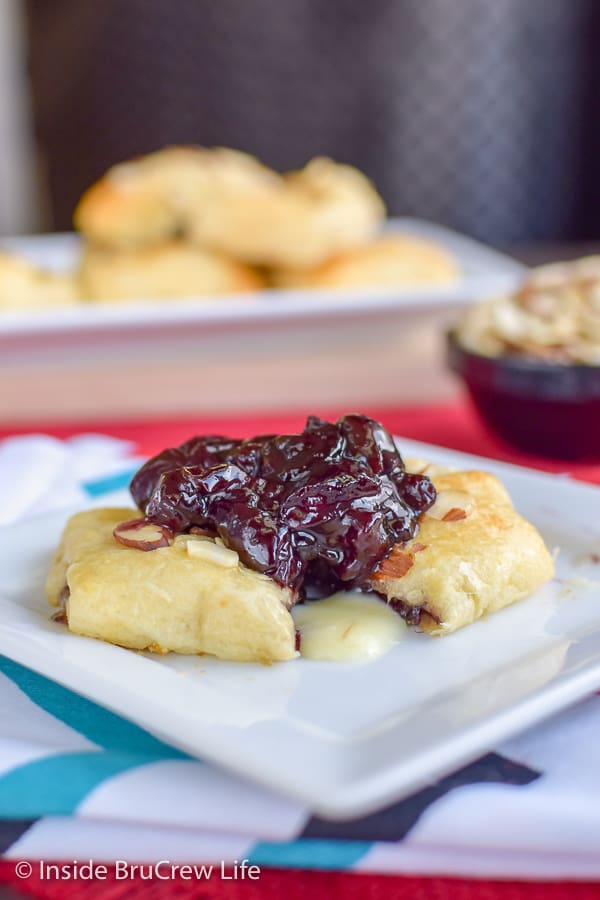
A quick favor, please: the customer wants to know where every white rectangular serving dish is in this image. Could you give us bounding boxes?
[0,219,522,336]
[0,220,524,421]
[0,439,598,819]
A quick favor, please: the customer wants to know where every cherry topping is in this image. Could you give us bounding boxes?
[129,415,435,592]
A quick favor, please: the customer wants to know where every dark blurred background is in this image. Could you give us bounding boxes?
[5,0,600,247]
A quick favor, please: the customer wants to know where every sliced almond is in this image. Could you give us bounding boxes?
[404,458,457,478]
[422,463,458,478]
[442,507,468,522]
[373,549,415,580]
[114,518,173,550]
[426,489,474,521]
[189,526,217,537]
[404,457,429,474]
[186,539,239,568]
[180,533,214,544]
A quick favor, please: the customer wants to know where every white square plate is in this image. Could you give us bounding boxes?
[0,439,599,820]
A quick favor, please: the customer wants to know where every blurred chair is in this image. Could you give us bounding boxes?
[24,0,600,247]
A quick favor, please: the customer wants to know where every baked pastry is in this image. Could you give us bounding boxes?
[47,469,553,658]
[74,146,211,250]
[46,417,554,662]
[78,240,264,301]
[46,415,436,662]
[74,147,385,268]
[188,153,386,267]
[46,508,296,663]
[370,467,554,634]
[0,254,80,310]
[271,234,460,290]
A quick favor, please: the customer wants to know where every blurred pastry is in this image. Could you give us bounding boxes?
[0,253,80,310]
[79,240,264,301]
[188,153,386,267]
[5,145,461,312]
[271,233,460,290]
[75,147,385,268]
[74,146,210,250]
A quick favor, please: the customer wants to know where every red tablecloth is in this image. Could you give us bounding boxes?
[2,400,600,482]
[1,398,599,900]
[1,864,600,900]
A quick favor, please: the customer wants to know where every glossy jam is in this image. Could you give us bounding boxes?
[130,415,436,594]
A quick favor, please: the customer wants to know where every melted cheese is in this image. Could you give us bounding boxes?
[292,592,406,662]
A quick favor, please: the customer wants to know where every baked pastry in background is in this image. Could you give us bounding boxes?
[74,147,211,250]
[371,467,554,634]
[2,146,463,312]
[75,147,386,268]
[188,153,386,267]
[79,240,264,302]
[271,233,460,290]
[0,254,80,310]
[46,508,297,663]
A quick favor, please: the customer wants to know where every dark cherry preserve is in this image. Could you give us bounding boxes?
[130,414,436,595]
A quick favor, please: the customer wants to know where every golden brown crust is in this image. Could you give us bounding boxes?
[74,147,385,268]
[46,508,297,663]
[371,469,554,634]
[78,240,264,301]
[271,234,459,290]
[190,155,385,267]
[74,146,211,250]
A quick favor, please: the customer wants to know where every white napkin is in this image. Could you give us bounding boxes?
[0,434,137,525]
[0,433,598,878]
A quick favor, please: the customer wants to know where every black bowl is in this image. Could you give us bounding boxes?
[447,332,600,460]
